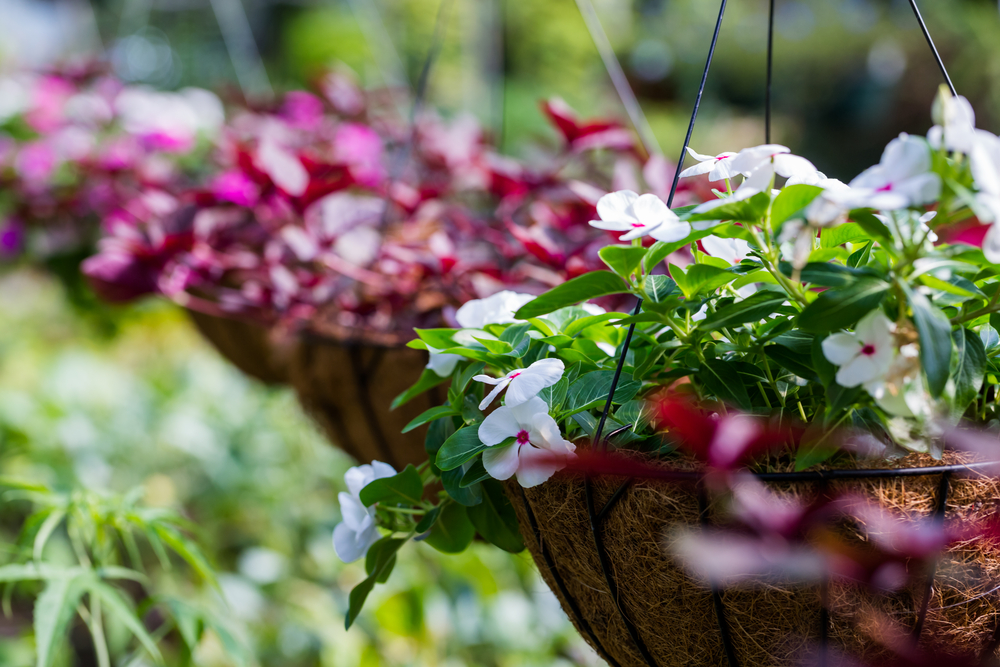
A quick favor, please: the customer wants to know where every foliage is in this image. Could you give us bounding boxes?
[0,273,598,666]
[338,88,1000,626]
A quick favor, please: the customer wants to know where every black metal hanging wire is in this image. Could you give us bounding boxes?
[514,1,1000,666]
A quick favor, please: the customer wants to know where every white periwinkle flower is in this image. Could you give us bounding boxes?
[730,144,819,192]
[426,291,536,375]
[805,178,854,227]
[679,147,739,181]
[425,345,462,377]
[455,291,535,329]
[333,461,397,563]
[478,397,576,487]
[701,235,751,265]
[848,134,941,210]
[821,310,895,388]
[589,190,690,243]
[475,358,565,410]
[862,343,930,418]
[928,91,977,154]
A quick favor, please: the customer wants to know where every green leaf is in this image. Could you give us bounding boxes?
[391,369,450,410]
[848,241,874,268]
[459,458,492,488]
[359,465,424,507]
[33,509,66,562]
[642,228,725,272]
[346,537,406,629]
[849,210,892,242]
[563,312,621,337]
[599,245,647,279]
[820,223,870,248]
[423,502,475,554]
[771,184,823,226]
[467,480,524,553]
[366,537,406,583]
[797,279,889,333]
[779,261,881,287]
[952,328,986,411]
[696,291,785,333]
[148,524,217,590]
[902,283,953,397]
[981,324,1000,352]
[644,242,675,273]
[402,406,460,434]
[811,336,838,387]
[435,427,488,471]
[669,263,740,298]
[35,572,90,667]
[413,328,458,350]
[475,337,514,355]
[564,371,642,414]
[515,272,629,319]
[764,345,817,381]
[697,359,752,410]
[414,506,441,533]
[539,376,569,411]
[645,274,678,303]
[424,417,455,462]
[441,466,483,506]
[685,191,772,222]
[89,581,164,663]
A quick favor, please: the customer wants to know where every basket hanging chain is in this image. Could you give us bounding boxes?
[906,0,957,96]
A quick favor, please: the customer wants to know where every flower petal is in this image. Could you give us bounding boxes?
[478,404,522,446]
[333,521,376,562]
[478,378,510,410]
[589,219,631,232]
[514,444,563,488]
[505,360,565,406]
[679,161,715,178]
[483,442,521,481]
[632,194,669,226]
[822,333,861,365]
[836,355,882,388]
[596,190,639,223]
[649,221,691,243]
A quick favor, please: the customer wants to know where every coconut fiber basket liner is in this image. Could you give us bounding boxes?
[286,321,442,470]
[188,310,293,385]
[190,311,434,468]
[504,452,1000,667]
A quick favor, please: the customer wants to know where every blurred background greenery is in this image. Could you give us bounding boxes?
[1,0,999,664]
[0,270,601,666]
[2,0,993,176]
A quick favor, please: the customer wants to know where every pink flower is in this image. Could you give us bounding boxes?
[15,142,58,183]
[334,123,384,187]
[211,171,261,207]
[280,91,325,130]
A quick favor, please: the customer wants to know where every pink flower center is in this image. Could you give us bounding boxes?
[876,182,894,192]
[516,429,530,444]
[861,344,876,356]
[631,222,645,228]
[510,371,522,379]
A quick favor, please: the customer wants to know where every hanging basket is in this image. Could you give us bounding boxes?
[505,452,1000,667]
[285,323,439,470]
[190,312,435,468]
[188,311,293,385]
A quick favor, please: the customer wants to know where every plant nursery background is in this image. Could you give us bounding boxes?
[1,0,999,665]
